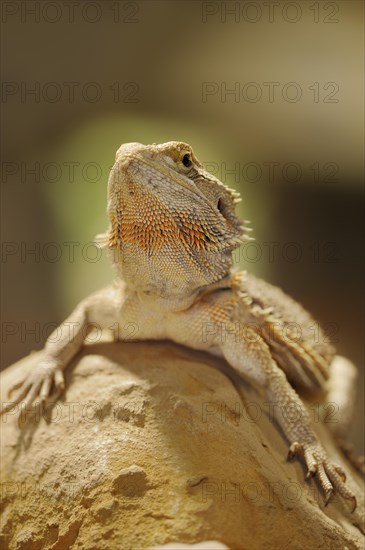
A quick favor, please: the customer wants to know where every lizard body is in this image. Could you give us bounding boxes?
[2,141,362,511]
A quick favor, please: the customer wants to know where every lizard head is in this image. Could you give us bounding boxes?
[98,141,251,296]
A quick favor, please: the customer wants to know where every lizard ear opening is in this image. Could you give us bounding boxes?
[181,152,193,168]
[217,197,226,215]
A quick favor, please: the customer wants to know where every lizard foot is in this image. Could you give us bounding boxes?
[288,441,357,512]
[1,357,65,424]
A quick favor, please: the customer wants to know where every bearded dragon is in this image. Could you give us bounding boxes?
[2,141,362,511]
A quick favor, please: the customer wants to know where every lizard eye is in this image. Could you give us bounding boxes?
[182,153,192,168]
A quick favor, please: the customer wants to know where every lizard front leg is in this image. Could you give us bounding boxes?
[215,321,357,510]
[1,285,121,419]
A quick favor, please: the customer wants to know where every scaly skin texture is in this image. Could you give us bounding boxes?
[2,141,362,511]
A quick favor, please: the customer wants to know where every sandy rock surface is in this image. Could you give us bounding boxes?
[0,341,364,550]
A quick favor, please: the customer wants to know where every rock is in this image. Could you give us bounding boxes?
[0,341,364,550]
[112,465,148,497]
[147,542,229,550]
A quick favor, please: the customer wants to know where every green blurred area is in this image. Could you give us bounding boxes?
[42,115,236,306]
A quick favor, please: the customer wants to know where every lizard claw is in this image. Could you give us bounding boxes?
[1,357,65,423]
[324,487,333,506]
[287,441,356,510]
[288,441,302,460]
[305,466,317,480]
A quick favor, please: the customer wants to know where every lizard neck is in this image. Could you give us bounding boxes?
[123,273,233,313]
[111,244,234,310]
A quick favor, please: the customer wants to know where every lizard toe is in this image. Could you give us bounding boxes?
[18,380,43,426]
[7,380,24,399]
[1,381,32,416]
[291,441,356,510]
[323,459,356,510]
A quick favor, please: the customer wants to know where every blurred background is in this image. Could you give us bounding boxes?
[1,1,363,450]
